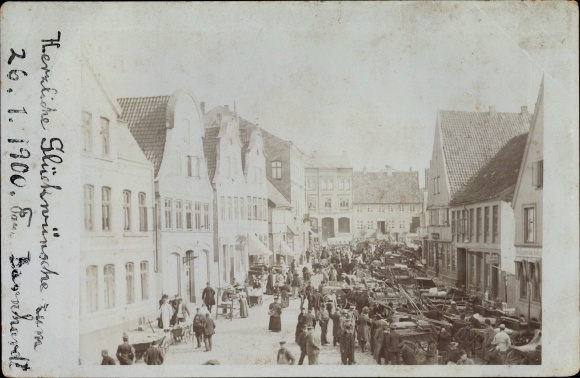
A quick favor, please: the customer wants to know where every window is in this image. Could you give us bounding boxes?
[86,266,98,312]
[175,200,183,229]
[388,205,394,212]
[357,221,364,230]
[367,220,374,229]
[253,197,258,219]
[519,264,527,299]
[410,205,416,212]
[469,209,474,240]
[188,156,200,177]
[139,193,148,232]
[339,197,349,209]
[123,190,131,231]
[484,207,490,242]
[476,208,482,242]
[532,160,543,188]
[345,180,351,190]
[203,203,210,229]
[388,220,395,229]
[125,262,135,304]
[139,261,149,300]
[308,196,317,210]
[228,197,233,220]
[101,187,111,231]
[104,264,115,309]
[399,221,405,229]
[367,206,373,212]
[338,179,344,190]
[320,179,327,190]
[84,185,94,231]
[451,211,456,240]
[399,205,404,212]
[234,197,239,220]
[524,206,536,243]
[492,205,498,243]
[247,196,252,219]
[530,264,540,301]
[100,117,110,156]
[195,202,201,229]
[356,205,362,213]
[272,161,282,179]
[221,197,226,221]
[451,248,456,272]
[164,198,172,229]
[307,178,316,190]
[327,179,333,190]
[324,197,332,209]
[239,198,245,220]
[82,112,92,153]
[185,201,193,230]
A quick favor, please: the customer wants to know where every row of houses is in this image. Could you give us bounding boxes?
[419,79,546,320]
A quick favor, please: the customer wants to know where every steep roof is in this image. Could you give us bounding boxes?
[450,133,528,205]
[305,152,352,169]
[118,96,171,176]
[353,171,421,204]
[438,109,530,199]
[267,179,291,208]
[202,126,220,183]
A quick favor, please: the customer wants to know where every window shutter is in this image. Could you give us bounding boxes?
[532,162,538,186]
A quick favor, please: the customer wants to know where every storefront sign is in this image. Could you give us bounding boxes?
[486,254,499,264]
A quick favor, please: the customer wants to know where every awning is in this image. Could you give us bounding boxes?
[309,229,319,238]
[287,225,299,236]
[248,234,273,256]
[279,240,297,256]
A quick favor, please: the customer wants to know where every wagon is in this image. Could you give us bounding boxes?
[169,323,192,345]
[128,330,169,362]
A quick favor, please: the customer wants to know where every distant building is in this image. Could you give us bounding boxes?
[511,79,545,320]
[352,167,421,243]
[449,132,528,307]
[418,168,430,243]
[203,105,269,283]
[425,106,530,286]
[305,152,353,245]
[80,61,157,363]
[119,90,216,305]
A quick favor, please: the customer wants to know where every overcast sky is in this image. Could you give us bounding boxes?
[81,2,574,185]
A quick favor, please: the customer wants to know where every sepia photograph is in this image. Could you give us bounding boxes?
[1,1,578,377]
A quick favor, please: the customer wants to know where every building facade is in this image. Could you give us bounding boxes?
[425,107,530,286]
[352,167,421,242]
[449,133,528,307]
[305,152,353,245]
[204,106,269,284]
[512,80,544,320]
[119,90,216,305]
[80,62,157,362]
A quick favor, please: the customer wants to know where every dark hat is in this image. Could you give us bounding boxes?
[151,339,157,345]
[274,296,279,300]
[279,341,286,345]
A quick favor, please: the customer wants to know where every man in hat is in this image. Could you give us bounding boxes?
[318,304,330,345]
[303,307,317,330]
[202,282,216,313]
[203,313,216,352]
[330,307,342,346]
[311,288,323,319]
[305,325,321,365]
[340,324,356,365]
[144,339,164,365]
[482,318,496,363]
[116,333,135,365]
[491,324,511,364]
[297,324,309,365]
[445,301,460,315]
[276,341,296,365]
[376,322,390,364]
[384,324,401,365]
[357,307,372,353]
[101,349,116,365]
[192,307,206,349]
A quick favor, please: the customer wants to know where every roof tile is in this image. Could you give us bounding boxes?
[353,171,421,204]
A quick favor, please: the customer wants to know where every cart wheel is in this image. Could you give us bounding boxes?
[162,339,170,354]
[505,350,522,365]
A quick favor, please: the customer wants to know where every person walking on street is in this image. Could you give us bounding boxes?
[482,319,496,363]
[340,324,356,365]
[357,307,372,353]
[376,323,389,364]
[101,350,116,365]
[291,273,301,299]
[116,333,135,365]
[202,283,216,313]
[491,324,511,364]
[331,309,342,346]
[305,325,321,365]
[203,313,216,352]
[306,250,311,264]
[144,339,164,365]
[297,324,309,365]
[268,296,283,332]
[318,304,330,345]
[192,308,206,349]
[303,307,317,330]
[276,341,296,365]
[384,325,401,365]
[295,307,306,343]
[159,297,173,332]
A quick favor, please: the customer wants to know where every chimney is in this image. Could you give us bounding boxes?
[200,101,205,115]
[489,106,496,116]
[521,106,529,118]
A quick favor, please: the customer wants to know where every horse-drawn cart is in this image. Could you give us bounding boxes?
[127,330,169,362]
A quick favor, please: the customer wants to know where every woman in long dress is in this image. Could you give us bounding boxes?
[239,291,249,318]
[268,297,283,332]
[159,298,172,332]
[280,286,290,308]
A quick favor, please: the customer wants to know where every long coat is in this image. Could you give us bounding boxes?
[144,346,164,365]
[374,329,386,360]
[159,303,172,330]
[203,316,216,336]
[202,287,216,306]
[384,330,401,352]
[340,331,356,362]
[357,314,372,342]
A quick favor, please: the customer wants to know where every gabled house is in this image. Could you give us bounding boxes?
[449,132,528,307]
[203,105,269,284]
[119,90,216,306]
[511,79,545,320]
[425,106,530,286]
[352,168,421,243]
[80,61,156,363]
